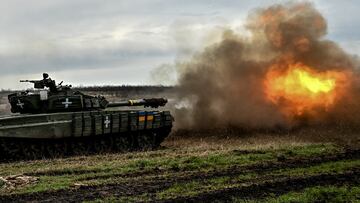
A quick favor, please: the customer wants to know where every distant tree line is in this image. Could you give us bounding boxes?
[73,85,174,92]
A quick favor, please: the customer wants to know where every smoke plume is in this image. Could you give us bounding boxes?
[175,2,360,129]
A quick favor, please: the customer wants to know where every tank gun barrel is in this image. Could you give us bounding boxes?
[20,80,37,83]
[20,80,45,89]
[107,98,168,108]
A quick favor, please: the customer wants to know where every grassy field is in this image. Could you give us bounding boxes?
[0,130,359,202]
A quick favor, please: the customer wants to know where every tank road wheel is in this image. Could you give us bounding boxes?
[93,136,112,154]
[36,140,47,159]
[0,139,8,161]
[71,139,92,156]
[46,141,66,158]
[112,135,131,152]
[0,139,13,161]
[127,133,137,151]
[154,127,172,147]
[21,142,39,160]
[148,131,158,149]
[136,132,156,151]
[0,139,6,161]
[3,139,23,161]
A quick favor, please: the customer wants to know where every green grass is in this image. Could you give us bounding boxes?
[21,176,74,194]
[264,186,360,203]
[157,176,232,199]
[0,144,349,197]
[276,143,340,157]
[271,159,360,177]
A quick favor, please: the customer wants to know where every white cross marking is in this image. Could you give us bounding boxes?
[17,100,24,109]
[62,98,72,108]
[104,116,111,128]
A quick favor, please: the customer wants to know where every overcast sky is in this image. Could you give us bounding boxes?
[0,0,359,89]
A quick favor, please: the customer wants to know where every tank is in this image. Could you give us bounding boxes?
[0,73,173,161]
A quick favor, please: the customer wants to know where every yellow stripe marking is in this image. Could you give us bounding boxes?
[139,116,145,122]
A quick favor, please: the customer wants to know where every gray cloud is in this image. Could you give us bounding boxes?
[0,0,359,89]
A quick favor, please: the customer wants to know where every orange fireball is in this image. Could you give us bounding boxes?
[264,63,348,116]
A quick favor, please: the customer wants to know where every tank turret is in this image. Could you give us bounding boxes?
[8,73,168,114]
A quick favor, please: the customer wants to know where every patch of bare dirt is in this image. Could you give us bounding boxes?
[0,175,38,191]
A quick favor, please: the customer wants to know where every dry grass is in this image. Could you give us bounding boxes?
[165,126,360,152]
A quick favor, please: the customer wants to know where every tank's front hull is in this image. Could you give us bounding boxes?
[0,110,173,161]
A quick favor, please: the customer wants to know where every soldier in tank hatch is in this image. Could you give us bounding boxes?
[20,73,58,93]
[42,73,58,93]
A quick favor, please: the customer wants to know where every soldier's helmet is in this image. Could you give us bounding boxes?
[43,73,49,79]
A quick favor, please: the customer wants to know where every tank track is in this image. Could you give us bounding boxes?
[0,127,171,162]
